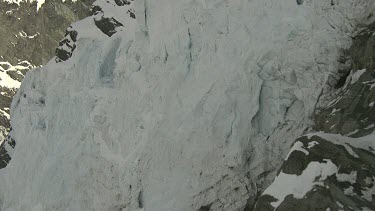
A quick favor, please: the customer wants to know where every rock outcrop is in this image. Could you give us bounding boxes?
[253,22,375,211]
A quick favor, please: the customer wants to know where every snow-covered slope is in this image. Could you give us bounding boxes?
[0,61,34,145]
[0,0,93,152]
[1,0,375,210]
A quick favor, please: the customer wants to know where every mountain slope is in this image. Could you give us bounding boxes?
[1,0,375,210]
[0,0,93,156]
[253,22,375,211]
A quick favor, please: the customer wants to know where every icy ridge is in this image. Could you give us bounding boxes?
[1,0,375,210]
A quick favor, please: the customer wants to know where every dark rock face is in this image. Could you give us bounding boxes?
[314,24,375,138]
[296,0,304,6]
[0,0,94,66]
[94,16,124,37]
[91,0,136,38]
[251,23,375,211]
[55,27,78,62]
[0,134,15,169]
[255,135,375,210]
[114,0,132,6]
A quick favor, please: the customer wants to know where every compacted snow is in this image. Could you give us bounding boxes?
[1,0,375,210]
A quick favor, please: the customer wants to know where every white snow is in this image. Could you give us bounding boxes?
[17,31,38,39]
[350,69,366,84]
[307,141,319,149]
[0,61,35,89]
[330,108,340,116]
[344,186,355,196]
[0,61,34,72]
[262,159,338,209]
[365,124,375,130]
[1,0,77,11]
[361,176,375,201]
[337,201,344,208]
[308,132,375,156]
[336,171,357,184]
[346,129,359,137]
[0,109,10,120]
[0,69,20,88]
[285,141,309,160]
[1,0,375,210]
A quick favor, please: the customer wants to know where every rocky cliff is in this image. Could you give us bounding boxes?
[253,22,375,211]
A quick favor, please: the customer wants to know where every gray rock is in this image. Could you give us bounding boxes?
[250,21,375,211]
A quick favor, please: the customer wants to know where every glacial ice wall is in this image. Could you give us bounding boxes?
[1,0,375,210]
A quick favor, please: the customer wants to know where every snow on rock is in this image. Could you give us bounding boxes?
[1,0,375,210]
[1,0,78,11]
[0,60,34,145]
[262,159,338,209]
[0,61,34,89]
[336,171,357,184]
[285,141,309,160]
[0,70,20,89]
[254,132,375,210]
[350,69,367,84]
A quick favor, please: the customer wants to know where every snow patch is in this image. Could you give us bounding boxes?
[307,141,319,149]
[263,159,338,209]
[344,186,355,196]
[336,171,357,184]
[0,109,10,120]
[346,129,359,137]
[1,0,78,11]
[285,141,309,160]
[306,132,375,157]
[365,124,374,130]
[17,31,39,39]
[361,176,375,201]
[350,69,366,85]
[0,69,20,88]
[330,108,340,116]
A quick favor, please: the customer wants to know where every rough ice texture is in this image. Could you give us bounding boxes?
[1,0,375,210]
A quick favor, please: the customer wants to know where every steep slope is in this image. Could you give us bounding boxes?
[253,22,375,211]
[1,0,375,210]
[0,0,93,155]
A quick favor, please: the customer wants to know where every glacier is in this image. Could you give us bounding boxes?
[1,0,375,210]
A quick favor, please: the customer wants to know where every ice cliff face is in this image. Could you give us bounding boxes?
[1,0,375,210]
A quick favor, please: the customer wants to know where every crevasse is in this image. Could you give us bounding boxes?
[0,0,374,210]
